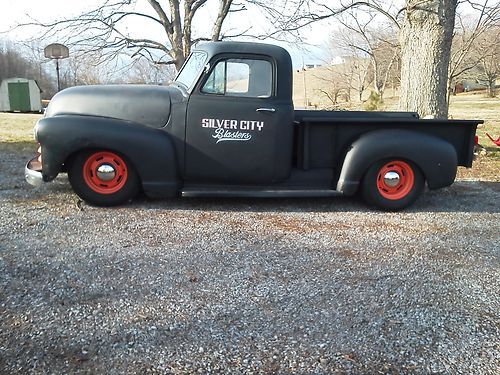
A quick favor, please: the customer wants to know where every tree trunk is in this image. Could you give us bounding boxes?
[487,78,497,98]
[398,0,457,118]
[168,0,186,70]
[212,0,233,40]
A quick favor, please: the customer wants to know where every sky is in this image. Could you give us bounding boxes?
[0,0,332,68]
[0,0,88,34]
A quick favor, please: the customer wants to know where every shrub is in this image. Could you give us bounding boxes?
[364,91,384,111]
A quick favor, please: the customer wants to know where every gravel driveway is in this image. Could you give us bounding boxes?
[1,145,499,374]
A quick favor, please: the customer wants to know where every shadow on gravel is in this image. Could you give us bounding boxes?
[130,181,499,215]
[6,175,500,215]
[2,142,498,215]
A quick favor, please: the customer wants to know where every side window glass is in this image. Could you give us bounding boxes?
[202,62,225,94]
[226,61,249,94]
[202,59,272,98]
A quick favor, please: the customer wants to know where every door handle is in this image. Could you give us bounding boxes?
[256,108,276,113]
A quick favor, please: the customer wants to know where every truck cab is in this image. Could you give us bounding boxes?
[25,41,481,210]
[177,42,294,185]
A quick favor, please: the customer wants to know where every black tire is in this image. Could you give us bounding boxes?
[361,159,424,211]
[68,150,140,206]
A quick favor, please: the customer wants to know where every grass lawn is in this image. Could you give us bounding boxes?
[0,112,41,143]
[0,112,42,153]
[449,93,500,148]
[1,92,498,181]
[449,93,499,181]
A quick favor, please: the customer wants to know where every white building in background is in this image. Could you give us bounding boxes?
[0,78,42,112]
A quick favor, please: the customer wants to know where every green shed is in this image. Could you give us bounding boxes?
[0,78,42,112]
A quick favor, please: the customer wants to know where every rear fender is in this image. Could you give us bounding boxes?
[337,129,458,195]
[36,115,180,197]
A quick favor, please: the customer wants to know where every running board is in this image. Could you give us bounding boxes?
[181,189,342,198]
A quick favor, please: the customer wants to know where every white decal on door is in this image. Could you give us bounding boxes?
[201,118,264,144]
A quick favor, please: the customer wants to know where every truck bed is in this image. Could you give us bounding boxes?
[294,109,420,121]
[293,110,479,169]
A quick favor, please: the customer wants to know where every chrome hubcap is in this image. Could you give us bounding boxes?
[383,171,400,187]
[96,163,116,181]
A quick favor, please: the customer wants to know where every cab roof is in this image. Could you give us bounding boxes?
[194,41,291,62]
[193,41,293,101]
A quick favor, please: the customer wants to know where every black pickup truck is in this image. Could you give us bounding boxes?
[25,41,481,210]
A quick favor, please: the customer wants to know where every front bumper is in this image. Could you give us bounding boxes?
[25,157,43,187]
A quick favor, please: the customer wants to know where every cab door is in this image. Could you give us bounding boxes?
[185,55,293,185]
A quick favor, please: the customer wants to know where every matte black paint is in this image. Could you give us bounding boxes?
[31,41,482,202]
[46,84,178,128]
[337,129,458,195]
[36,115,180,197]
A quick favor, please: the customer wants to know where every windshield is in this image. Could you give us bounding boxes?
[174,51,207,90]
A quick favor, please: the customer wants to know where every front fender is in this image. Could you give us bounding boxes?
[337,129,458,195]
[36,115,180,197]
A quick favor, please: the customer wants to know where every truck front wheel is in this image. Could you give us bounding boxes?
[68,150,140,206]
[361,159,424,211]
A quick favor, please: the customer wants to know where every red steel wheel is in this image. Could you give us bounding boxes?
[376,161,415,200]
[82,151,128,194]
[361,159,424,211]
[68,150,140,206]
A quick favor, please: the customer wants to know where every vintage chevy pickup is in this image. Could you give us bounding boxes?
[25,41,481,210]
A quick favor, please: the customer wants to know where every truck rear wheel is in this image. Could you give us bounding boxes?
[68,150,140,206]
[361,159,424,211]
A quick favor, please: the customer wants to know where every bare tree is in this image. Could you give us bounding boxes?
[396,0,457,118]
[474,24,500,97]
[14,0,318,72]
[0,39,57,98]
[15,0,249,71]
[276,0,467,118]
[332,8,399,99]
[21,41,59,97]
[0,40,33,81]
[10,0,332,92]
[56,51,130,86]
[371,34,400,96]
[12,0,492,117]
[126,58,176,84]
[342,56,371,102]
[312,66,351,107]
[326,32,371,102]
[324,0,496,115]
[448,1,500,100]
